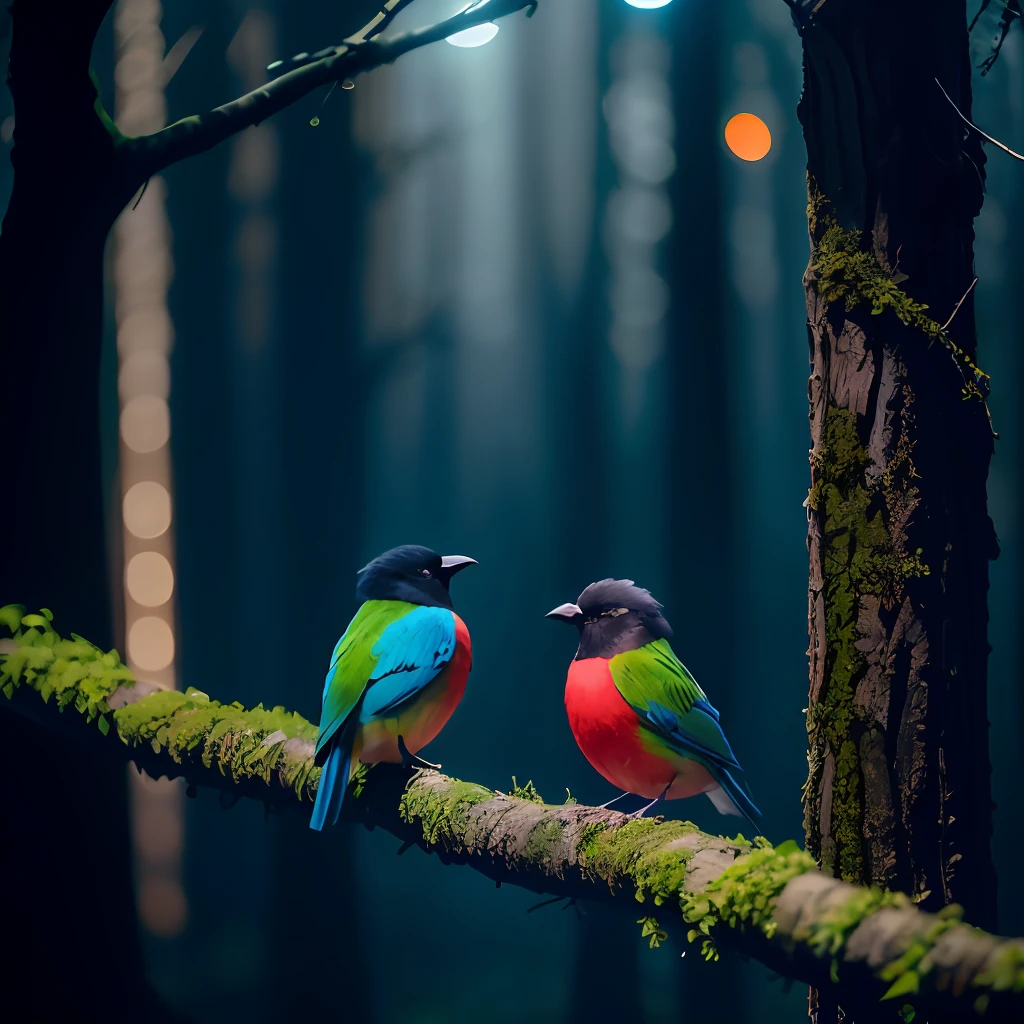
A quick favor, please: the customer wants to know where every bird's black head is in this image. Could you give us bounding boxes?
[355,544,477,610]
[546,578,673,659]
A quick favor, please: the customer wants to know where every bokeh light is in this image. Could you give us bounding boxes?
[128,615,176,672]
[123,481,172,539]
[118,350,171,401]
[120,394,171,453]
[445,24,499,48]
[724,113,772,161]
[126,551,175,608]
[623,0,674,8]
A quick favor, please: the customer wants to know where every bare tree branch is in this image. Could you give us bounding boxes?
[132,0,537,178]
[2,606,1024,1020]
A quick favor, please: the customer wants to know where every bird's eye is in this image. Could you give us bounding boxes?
[420,569,431,577]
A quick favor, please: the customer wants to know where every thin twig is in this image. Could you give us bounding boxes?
[940,277,979,332]
[162,26,203,86]
[935,77,1024,161]
[134,0,537,177]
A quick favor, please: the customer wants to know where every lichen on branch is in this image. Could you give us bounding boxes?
[3,605,1024,1018]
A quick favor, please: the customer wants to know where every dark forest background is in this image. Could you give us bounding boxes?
[1,1,1021,1021]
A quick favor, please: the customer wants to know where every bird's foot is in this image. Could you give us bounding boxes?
[398,735,441,771]
[599,791,630,809]
[626,784,671,820]
[626,801,660,821]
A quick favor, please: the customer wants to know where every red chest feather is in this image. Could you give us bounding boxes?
[564,657,676,798]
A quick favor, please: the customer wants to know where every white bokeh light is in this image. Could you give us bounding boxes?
[445,23,499,48]
[623,0,674,8]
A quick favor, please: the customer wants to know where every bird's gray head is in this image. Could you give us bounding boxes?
[546,578,673,659]
[355,544,477,610]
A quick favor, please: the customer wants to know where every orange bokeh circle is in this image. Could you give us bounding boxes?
[724,113,772,162]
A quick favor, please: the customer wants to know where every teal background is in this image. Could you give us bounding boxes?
[1,2,1020,1021]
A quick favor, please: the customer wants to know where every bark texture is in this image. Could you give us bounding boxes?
[4,609,1024,1021]
[795,1,999,1017]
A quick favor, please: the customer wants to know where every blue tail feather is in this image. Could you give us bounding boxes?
[715,768,762,831]
[310,741,351,831]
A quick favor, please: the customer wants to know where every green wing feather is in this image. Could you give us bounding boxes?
[609,638,706,717]
[609,640,741,770]
[315,599,417,758]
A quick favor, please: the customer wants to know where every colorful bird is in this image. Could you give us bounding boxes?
[547,579,761,828]
[310,544,477,831]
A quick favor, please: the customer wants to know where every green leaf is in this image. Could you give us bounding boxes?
[20,614,49,628]
[882,971,920,1001]
[97,715,110,736]
[0,604,25,633]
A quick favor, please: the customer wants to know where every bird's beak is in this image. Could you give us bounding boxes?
[546,602,583,624]
[438,554,478,580]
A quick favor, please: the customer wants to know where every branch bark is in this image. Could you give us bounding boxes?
[132,0,537,177]
[2,609,1023,1021]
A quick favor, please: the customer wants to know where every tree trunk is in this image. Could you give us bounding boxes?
[0,3,154,1018]
[797,0,998,1017]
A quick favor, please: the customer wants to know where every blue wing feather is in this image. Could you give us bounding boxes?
[644,699,741,774]
[637,687,762,829]
[360,606,456,719]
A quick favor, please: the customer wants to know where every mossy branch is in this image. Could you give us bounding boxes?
[3,606,1024,1019]
[130,0,539,177]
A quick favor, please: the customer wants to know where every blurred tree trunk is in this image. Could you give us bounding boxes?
[269,3,370,1013]
[563,5,641,1020]
[0,3,153,1019]
[667,0,744,1018]
[796,1,998,1019]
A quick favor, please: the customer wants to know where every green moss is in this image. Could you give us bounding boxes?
[682,838,817,961]
[583,818,703,906]
[789,882,976,1007]
[971,936,1024,1015]
[637,915,668,949]
[1,605,320,800]
[115,687,319,797]
[508,776,544,803]
[399,778,494,847]
[0,604,134,729]
[90,69,126,144]
[805,407,928,881]
[524,818,566,861]
[809,204,988,402]
[576,821,609,861]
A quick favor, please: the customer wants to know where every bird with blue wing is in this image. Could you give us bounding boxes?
[310,544,476,831]
[547,579,761,829]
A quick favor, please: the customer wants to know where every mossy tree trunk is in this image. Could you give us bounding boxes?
[796,1,998,1018]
